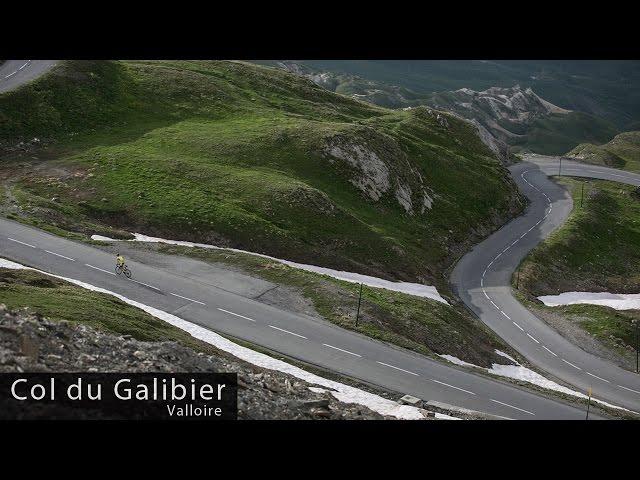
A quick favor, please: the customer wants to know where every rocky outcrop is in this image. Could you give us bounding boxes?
[0,305,387,420]
[272,61,577,163]
[322,130,435,215]
[427,85,571,162]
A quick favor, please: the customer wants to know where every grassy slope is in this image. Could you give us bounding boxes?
[511,112,619,155]
[154,243,511,366]
[566,131,640,172]
[0,259,511,367]
[517,178,640,353]
[261,62,621,156]
[0,268,220,356]
[0,60,521,288]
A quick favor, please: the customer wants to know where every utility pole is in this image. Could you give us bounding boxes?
[558,156,562,177]
[355,282,363,327]
[580,181,585,208]
[635,319,639,374]
[516,266,520,289]
[586,387,592,420]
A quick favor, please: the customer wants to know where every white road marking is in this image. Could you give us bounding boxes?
[268,325,307,339]
[490,398,535,416]
[585,372,610,383]
[44,250,75,261]
[617,385,640,395]
[8,237,36,248]
[479,170,556,326]
[130,279,161,291]
[170,292,206,305]
[526,333,540,344]
[430,378,476,395]
[3,61,30,79]
[322,343,362,357]
[542,345,558,357]
[217,308,255,322]
[561,359,582,370]
[376,361,419,376]
[85,264,116,275]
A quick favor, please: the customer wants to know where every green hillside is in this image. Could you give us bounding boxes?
[566,131,640,172]
[515,178,640,366]
[0,60,523,289]
[512,112,619,155]
[275,60,640,128]
[258,61,621,156]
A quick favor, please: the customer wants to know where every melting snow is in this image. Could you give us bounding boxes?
[90,233,449,304]
[538,291,640,311]
[0,258,431,420]
[439,350,633,413]
[438,355,478,368]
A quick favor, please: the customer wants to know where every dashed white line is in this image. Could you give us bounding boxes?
[44,250,75,261]
[268,325,307,339]
[130,279,161,291]
[526,333,540,344]
[490,398,535,416]
[85,264,116,275]
[3,61,30,79]
[617,385,640,395]
[430,378,476,395]
[376,361,420,377]
[561,359,582,370]
[322,344,362,357]
[585,372,610,383]
[217,308,255,322]
[170,292,206,305]
[512,321,524,332]
[542,345,558,357]
[8,237,36,248]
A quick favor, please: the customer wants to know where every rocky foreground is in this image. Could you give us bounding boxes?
[0,305,390,420]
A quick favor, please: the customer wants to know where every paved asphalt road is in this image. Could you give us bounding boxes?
[0,60,57,94]
[451,155,640,414]
[0,62,623,419]
[0,217,599,419]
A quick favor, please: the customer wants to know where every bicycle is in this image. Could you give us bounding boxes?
[115,263,132,278]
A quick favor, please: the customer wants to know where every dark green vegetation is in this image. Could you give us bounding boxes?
[154,243,512,367]
[0,60,522,288]
[514,112,619,155]
[0,267,220,355]
[516,178,640,358]
[259,61,623,156]
[566,131,640,172]
[270,60,640,129]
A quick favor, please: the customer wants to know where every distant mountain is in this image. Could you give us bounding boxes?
[265,60,640,130]
[565,131,640,172]
[264,61,620,158]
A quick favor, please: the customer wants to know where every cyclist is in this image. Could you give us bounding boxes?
[116,253,125,269]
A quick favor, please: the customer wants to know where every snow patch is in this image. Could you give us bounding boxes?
[438,350,633,413]
[91,234,119,242]
[438,355,479,368]
[89,233,449,304]
[538,291,640,311]
[495,350,519,364]
[434,412,461,420]
[0,258,426,420]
